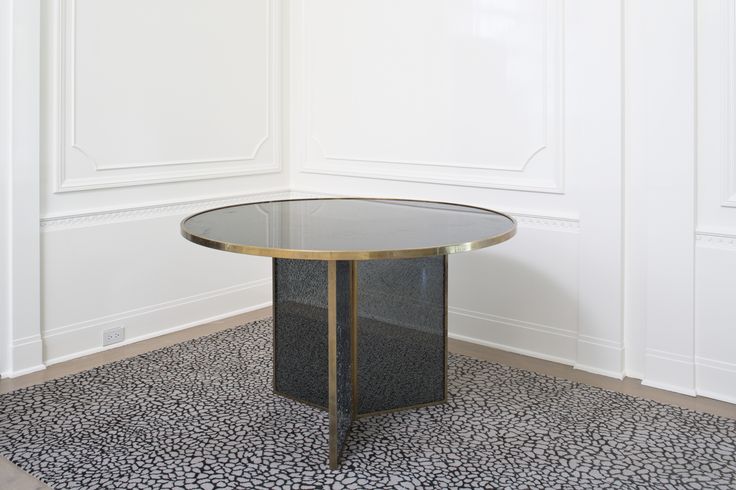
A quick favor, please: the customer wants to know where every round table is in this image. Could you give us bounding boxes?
[181,198,516,468]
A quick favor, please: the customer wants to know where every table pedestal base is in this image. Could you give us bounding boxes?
[272,256,448,469]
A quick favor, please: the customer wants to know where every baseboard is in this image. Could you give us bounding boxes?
[640,379,697,397]
[1,363,47,379]
[448,307,577,366]
[43,278,272,365]
[574,335,624,379]
[3,336,46,379]
[45,302,271,367]
[573,363,625,380]
[448,332,574,366]
[695,356,736,404]
[642,349,696,396]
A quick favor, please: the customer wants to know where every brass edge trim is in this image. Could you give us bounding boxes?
[327,260,339,470]
[357,399,447,419]
[273,390,328,412]
[444,255,449,403]
[350,261,358,420]
[272,259,277,394]
[180,197,517,260]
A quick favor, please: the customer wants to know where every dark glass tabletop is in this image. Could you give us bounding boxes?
[181,198,516,260]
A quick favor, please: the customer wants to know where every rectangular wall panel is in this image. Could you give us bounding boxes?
[695,241,736,402]
[49,0,281,192]
[293,0,564,192]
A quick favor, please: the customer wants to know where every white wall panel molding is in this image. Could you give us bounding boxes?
[0,0,11,377]
[625,0,696,395]
[44,278,271,365]
[40,188,291,231]
[724,0,736,207]
[49,0,282,192]
[292,0,565,193]
[570,0,624,379]
[1,0,44,378]
[448,307,577,367]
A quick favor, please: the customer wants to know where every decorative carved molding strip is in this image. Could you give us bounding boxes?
[695,231,736,249]
[288,190,581,232]
[41,189,292,231]
[512,213,580,232]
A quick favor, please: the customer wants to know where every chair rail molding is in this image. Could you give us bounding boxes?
[40,188,292,231]
[695,230,736,250]
[287,189,580,232]
[49,0,282,193]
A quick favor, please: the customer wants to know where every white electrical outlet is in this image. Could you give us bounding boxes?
[102,326,125,346]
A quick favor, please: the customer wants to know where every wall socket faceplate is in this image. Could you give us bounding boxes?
[102,326,125,346]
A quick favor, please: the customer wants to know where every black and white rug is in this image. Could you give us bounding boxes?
[1,318,735,489]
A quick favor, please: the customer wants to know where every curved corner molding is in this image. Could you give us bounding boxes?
[70,133,270,172]
[312,136,548,173]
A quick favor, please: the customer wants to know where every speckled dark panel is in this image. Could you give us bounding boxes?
[332,261,353,462]
[273,256,447,418]
[273,259,328,408]
[356,256,446,414]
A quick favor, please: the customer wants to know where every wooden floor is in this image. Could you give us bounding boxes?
[2,306,735,488]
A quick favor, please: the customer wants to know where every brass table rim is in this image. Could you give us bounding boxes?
[180,197,517,261]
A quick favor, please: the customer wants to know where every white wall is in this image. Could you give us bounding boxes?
[0,0,11,376]
[2,0,290,376]
[288,0,626,378]
[3,0,735,405]
[289,0,736,404]
[625,0,697,394]
[36,0,291,367]
[0,0,13,376]
[695,0,736,403]
[1,0,43,377]
[624,0,736,403]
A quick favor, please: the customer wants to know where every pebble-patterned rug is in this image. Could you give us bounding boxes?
[1,318,735,489]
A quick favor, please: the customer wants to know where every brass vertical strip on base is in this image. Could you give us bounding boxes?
[327,260,339,470]
[443,255,449,402]
[350,260,358,419]
[271,258,278,393]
